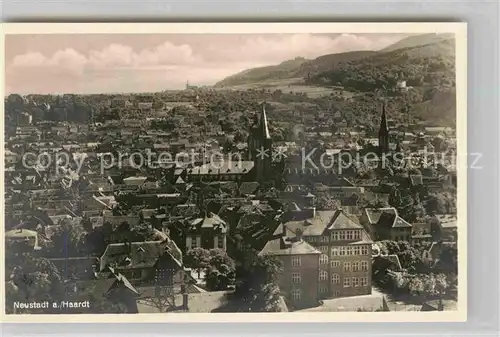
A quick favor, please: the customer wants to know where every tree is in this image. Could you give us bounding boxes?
[358,196,389,209]
[206,263,235,291]
[49,221,87,258]
[234,130,246,143]
[425,193,448,215]
[437,245,458,274]
[87,293,128,314]
[407,276,425,297]
[204,249,235,291]
[434,273,448,296]
[5,255,63,314]
[233,252,284,312]
[423,274,437,297]
[377,240,430,274]
[316,195,339,210]
[184,247,211,272]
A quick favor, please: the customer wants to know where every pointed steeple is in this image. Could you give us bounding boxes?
[260,102,271,139]
[378,101,390,154]
[379,102,388,134]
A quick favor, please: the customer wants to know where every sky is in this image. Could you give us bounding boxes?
[5,33,410,95]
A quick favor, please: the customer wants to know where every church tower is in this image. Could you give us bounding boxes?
[248,102,273,182]
[378,102,389,154]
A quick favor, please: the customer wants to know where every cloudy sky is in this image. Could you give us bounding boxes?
[5,33,409,94]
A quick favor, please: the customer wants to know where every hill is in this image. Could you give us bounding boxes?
[215,33,455,91]
[308,38,455,92]
[379,33,455,53]
[215,57,308,88]
[215,51,375,88]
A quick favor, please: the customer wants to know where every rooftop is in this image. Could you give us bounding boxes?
[259,237,321,256]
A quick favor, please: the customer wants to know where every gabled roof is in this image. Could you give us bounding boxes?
[99,240,182,272]
[276,210,337,237]
[327,210,363,230]
[191,213,227,232]
[188,161,254,175]
[377,210,412,229]
[364,207,397,225]
[259,237,321,256]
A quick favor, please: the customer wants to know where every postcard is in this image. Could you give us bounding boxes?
[0,22,467,323]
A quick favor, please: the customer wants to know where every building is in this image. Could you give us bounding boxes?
[247,103,273,182]
[186,213,227,251]
[396,80,409,92]
[429,214,457,242]
[261,208,373,307]
[259,230,321,309]
[99,239,184,286]
[360,208,412,241]
[187,161,255,182]
[187,103,275,183]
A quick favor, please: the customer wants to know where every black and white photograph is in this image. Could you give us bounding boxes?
[1,23,467,322]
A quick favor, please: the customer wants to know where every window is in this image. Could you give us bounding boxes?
[330,260,340,268]
[361,277,368,286]
[353,230,360,240]
[344,261,351,272]
[361,261,369,271]
[321,236,329,243]
[319,270,328,281]
[331,248,339,257]
[192,236,201,249]
[339,246,346,256]
[217,236,224,249]
[186,236,192,250]
[353,246,361,255]
[319,246,329,253]
[343,277,351,288]
[346,246,353,256]
[292,272,301,284]
[291,289,301,300]
[331,231,339,241]
[352,261,359,272]
[319,286,328,293]
[332,273,340,284]
[292,256,301,266]
[361,245,369,255]
[339,231,346,240]
[320,254,329,265]
[346,230,353,240]
[353,277,359,287]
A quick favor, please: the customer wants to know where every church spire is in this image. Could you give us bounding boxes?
[378,102,389,154]
[260,102,271,139]
[379,102,388,134]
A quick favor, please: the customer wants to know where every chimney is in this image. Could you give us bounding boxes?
[183,293,189,311]
[295,228,303,242]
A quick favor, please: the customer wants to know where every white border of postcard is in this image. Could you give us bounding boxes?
[0,22,467,323]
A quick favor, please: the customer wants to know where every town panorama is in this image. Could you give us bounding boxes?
[4,32,458,314]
